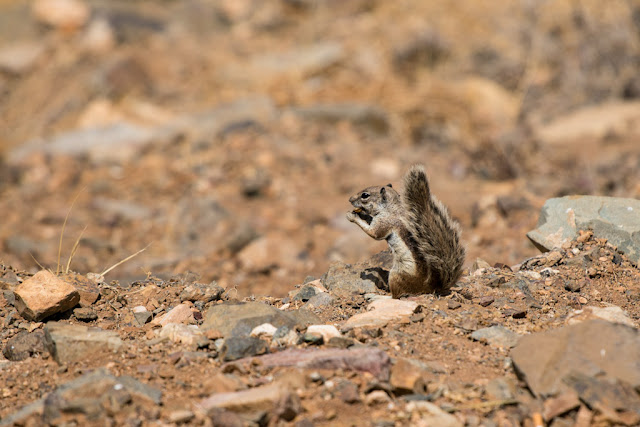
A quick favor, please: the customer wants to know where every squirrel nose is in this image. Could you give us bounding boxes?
[349,195,357,204]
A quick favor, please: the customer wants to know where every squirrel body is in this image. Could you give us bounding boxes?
[347,165,465,298]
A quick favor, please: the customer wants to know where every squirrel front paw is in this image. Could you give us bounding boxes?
[346,211,356,222]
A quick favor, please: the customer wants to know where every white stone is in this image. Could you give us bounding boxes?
[405,401,462,427]
[567,306,635,328]
[250,323,278,339]
[341,298,419,331]
[151,303,194,326]
[157,323,203,345]
[365,390,391,405]
[306,325,341,342]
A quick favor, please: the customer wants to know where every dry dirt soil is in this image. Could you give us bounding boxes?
[1,0,640,425]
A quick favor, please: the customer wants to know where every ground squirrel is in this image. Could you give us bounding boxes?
[347,165,465,298]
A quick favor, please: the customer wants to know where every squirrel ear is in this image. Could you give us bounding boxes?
[386,183,392,188]
[380,186,387,202]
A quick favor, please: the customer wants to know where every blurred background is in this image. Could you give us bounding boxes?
[1,0,639,296]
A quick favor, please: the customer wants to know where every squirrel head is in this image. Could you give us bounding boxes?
[349,183,399,219]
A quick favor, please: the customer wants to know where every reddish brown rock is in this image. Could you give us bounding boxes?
[13,270,80,321]
[390,358,431,394]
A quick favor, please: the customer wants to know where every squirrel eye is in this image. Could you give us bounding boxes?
[361,192,370,199]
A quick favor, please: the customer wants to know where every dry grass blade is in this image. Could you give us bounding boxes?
[56,188,85,275]
[29,252,46,271]
[100,243,152,277]
[65,225,88,274]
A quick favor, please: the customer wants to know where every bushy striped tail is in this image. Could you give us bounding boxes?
[403,164,465,291]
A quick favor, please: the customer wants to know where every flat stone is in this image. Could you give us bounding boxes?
[151,303,195,326]
[228,347,391,381]
[221,337,268,362]
[44,321,124,364]
[179,281,224,303]
[4,369,161,425]
[566,305,635,328]
[404,401,462,427]
[13,270,80,322]
[390,358,432,394]
[2,330,48,361]
[168,410,195,424]
[73,307,97,322]
[511,320,640,397]
[563,371,640,425]
[471,326,521,349]
[198,383,299,419]
[304,292,334,309]
[202,301,307,338]
[542,390,581,422]
[341,299,419,331]
[292,285,317,302]
[222,42,344,82]
[157,323,205,346]
[527,196,640,265]
[306,325,341,343]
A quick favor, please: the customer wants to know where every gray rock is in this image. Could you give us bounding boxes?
[44,322,124,364]
[198,382,300,421]
[304,292,334,309]
[527,196,640,265]
[220,337,268,362]
[2,330,48,361]
[202,301,313,338]
[322,261,388,295]
[222,42,344,82]
[511,320,640,397]
[3,369,161,426]
[485,377,517,400]
[8,122,164,164]
[8,97,276,165]
[563,371,640,424]
[73,307,98,322]
[133,310,153,326]
[179,281,225,303]
[293,285,317,302]
[290,103,390,134]
[470,326,521,349]
[227,347,391,381]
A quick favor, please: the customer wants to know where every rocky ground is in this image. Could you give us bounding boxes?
[2,0,640,425]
